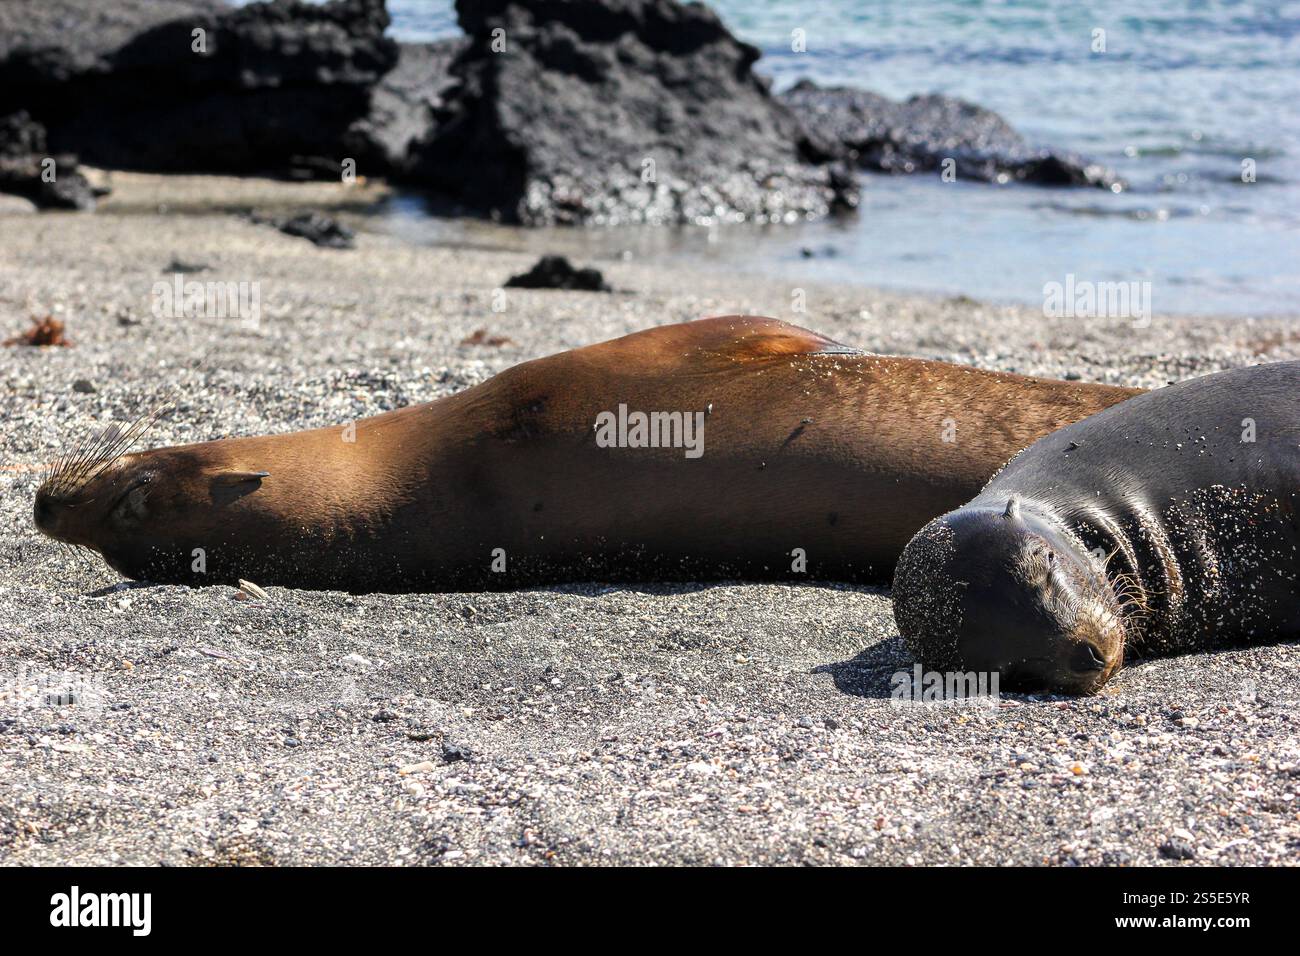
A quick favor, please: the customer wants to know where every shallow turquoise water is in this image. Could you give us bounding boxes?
[373,1,1300,314]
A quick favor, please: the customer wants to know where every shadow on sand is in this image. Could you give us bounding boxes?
[815,636,915,701]
[85,581,158,598]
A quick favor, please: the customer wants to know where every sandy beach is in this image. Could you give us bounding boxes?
[2,175,1299,866]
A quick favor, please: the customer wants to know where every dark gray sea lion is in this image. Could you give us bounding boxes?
[893,361,1300,694]
[32,316,1138,592]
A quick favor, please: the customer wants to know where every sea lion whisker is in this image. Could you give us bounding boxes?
[62,542,89,569]
[47,405,169,498]
[50,426,110,495]
[1107,572,1158,634]
[82,418,146,473]
[64,418,114,472]
[62,413,143,479]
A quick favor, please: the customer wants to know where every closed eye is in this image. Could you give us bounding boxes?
[110,474,153,516]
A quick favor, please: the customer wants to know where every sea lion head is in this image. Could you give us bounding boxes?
[893,496,1125,695]
[33,419,270,583]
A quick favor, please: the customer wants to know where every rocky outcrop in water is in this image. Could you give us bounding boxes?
[0,111,97,209]
[0,0,398,178]
[408,0,857,226]
[0,0,1123,220]
[782,80,1122,190]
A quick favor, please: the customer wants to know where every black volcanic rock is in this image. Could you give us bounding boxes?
[782,79,1122,190]
[347,38,467,177]
[276,212,356,249]
[0,0,229,77]
[505,256,610,291]
[252,211,357,249]
[0,111,97,210]
[409,0,857,225]
[0,0,399,178]
[0,112,46,159]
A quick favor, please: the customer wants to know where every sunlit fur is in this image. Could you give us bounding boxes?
[30,317,1141,593]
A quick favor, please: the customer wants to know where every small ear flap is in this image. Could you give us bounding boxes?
[1003,496,1020,520]
[212,471,270,486]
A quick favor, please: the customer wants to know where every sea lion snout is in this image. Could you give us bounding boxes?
[32,486,60,538]
[33,452,143,551]
[894,504,1125,695]
[33,445,250,581]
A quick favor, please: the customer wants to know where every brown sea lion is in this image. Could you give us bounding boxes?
[33,316,1140,592]
[893,361,1300,695]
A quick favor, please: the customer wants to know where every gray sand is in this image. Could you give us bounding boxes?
[2,175,1299,865]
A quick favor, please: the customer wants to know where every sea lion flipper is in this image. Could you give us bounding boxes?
[212,471,270,485]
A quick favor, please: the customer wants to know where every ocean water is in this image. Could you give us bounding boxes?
[376,1,1300,315]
